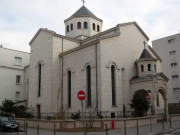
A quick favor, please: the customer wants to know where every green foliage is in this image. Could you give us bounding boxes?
[97,112,103,119]
[20,112,34,119]
[130,92,150,117]
[46,115,53,120]
[71,111,81,120]
[0,99,18,114]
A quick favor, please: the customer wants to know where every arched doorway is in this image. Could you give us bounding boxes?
[156,88,168,121]
[132,89,149,117]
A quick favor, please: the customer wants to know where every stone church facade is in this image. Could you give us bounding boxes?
[27,6,168,118]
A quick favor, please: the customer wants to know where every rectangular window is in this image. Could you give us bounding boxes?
[169,50,176,55]
[14,57,22,66]
[171,62,177,67]
[172,75,179,79]
[16,75,21,84]
[173,87,180,91]
[168,39,174,44]
[15,92,20,100]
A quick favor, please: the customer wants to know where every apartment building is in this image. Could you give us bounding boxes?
[152,33,180,103]
[0,46,30,107]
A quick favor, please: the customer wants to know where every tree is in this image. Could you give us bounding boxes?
[130,92,150,117]
[0,99,18,114]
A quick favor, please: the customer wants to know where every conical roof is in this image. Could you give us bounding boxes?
[65,6,102,22]
[72,6,97,18]
[139,49,153,59]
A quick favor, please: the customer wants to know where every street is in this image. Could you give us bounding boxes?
[155,129,180,135]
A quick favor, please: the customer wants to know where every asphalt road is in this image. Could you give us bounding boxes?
[155,129,180,135]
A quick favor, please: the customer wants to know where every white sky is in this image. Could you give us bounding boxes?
[0,0,180,52]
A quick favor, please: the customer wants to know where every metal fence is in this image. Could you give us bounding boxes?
[23,110,157,120]
[11,116,180,135]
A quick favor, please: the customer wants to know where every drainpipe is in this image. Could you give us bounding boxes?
[95,42,98,114]
[61,38,64,111]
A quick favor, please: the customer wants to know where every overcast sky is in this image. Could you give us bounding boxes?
[0,0,180,52]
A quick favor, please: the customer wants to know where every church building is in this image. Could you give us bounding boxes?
[27,5,169,118]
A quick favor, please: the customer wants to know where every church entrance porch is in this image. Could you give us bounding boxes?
[155,88,168,121]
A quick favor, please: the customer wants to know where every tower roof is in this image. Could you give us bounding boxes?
[64,6,102,22]
[139,48,153,59]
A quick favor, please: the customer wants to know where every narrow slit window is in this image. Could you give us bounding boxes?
[148,64,151,71]
[87,65,91,106]
[97,25,100,32]
[93,23,95,30]
[141,65,144,72]
[111,65,116,106]
[67,25,69,32]
[77,22,81,29]
[71,23,73,30]
[67,71,71,107]
[38,63,41,97]
[84,22,88,29]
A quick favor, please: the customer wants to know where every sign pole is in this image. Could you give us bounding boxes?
[150,102,152,133]
[78,90,86,135]
[81,100,85,135]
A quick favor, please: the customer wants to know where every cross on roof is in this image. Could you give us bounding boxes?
[143,41,146,49]
[81,0,86,6]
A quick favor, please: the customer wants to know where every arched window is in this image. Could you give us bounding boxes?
[154,64,156,72]
[67,71,71,107]
[97,25,100,32]
[93,23,95,30]
[157,93,159,106]
[111,65,116,106]
[67,25,69,32]
[71,23,73,31]
[84,22,88,29]
[86,65,91,106]
[77,22,81,29]
[141,65,144,72]
[38,63,41,97]
[148,64,151,71]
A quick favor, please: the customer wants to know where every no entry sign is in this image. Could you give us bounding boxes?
[78,90,86,101]
[146,93,150,101]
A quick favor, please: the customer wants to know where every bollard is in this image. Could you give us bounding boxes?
[26,122,28,135]
[105,124,108,135]
[111,121,115,129]
[149,114,152,133]
[37,123,39,135]
[170,116,172,128]
[24,121,26,132]
[124,120,126,135]
[54,122,56,135]
[162,120,164,130]
[136,119,139,135]
[17,122,19,134]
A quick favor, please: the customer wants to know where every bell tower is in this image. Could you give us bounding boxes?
[64,4,103,39]
[136,42,158,77]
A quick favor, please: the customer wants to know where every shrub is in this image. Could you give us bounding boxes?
[97,112,103,119]
[20,112,34,118]
[71,111,81,120]
[46,116,53,120]
[130,92,150,117]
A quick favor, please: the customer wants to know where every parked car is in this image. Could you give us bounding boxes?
[0,116,19,131]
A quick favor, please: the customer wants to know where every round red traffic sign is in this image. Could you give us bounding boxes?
[146,93,150,101]
[78,90,86,101]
